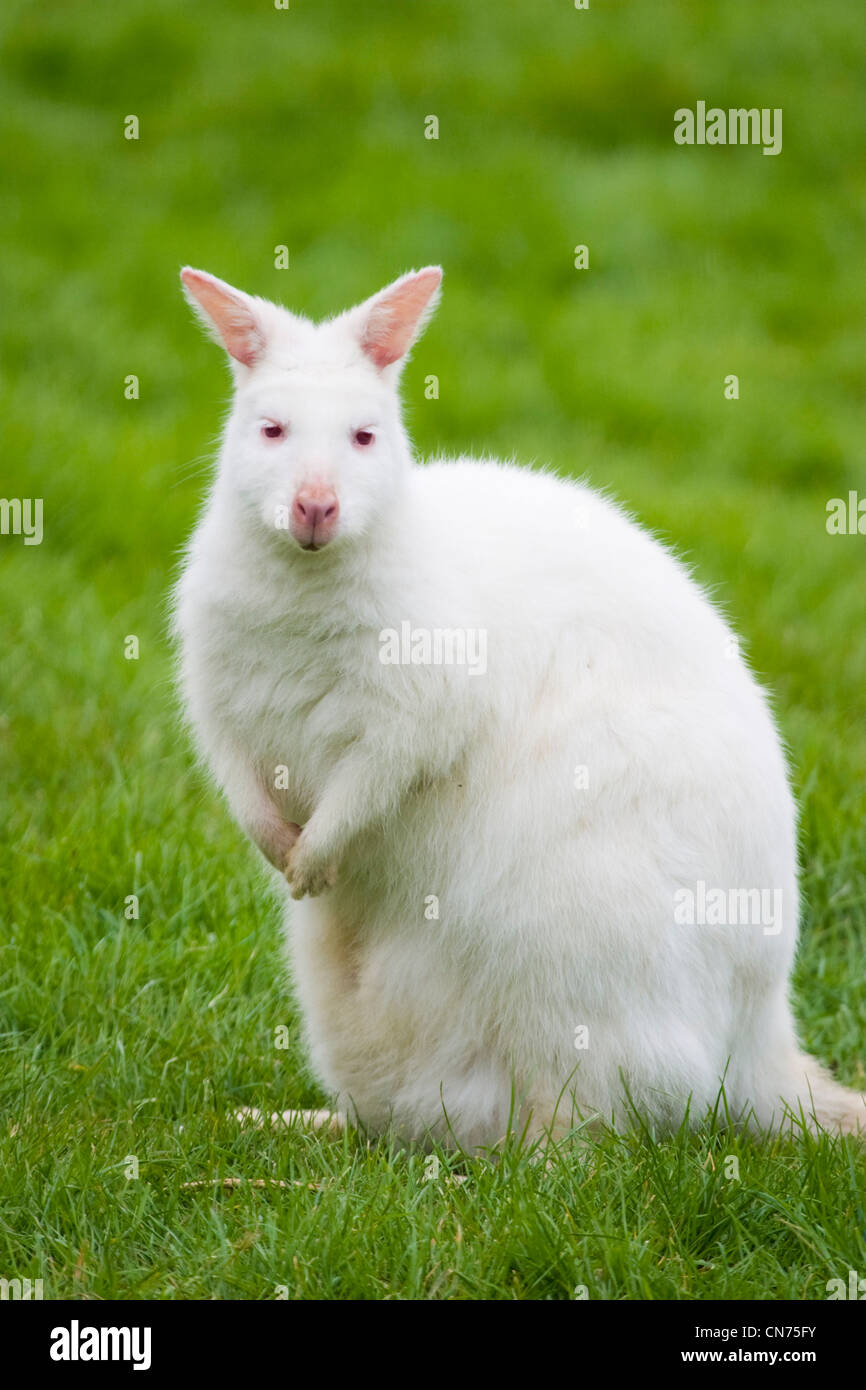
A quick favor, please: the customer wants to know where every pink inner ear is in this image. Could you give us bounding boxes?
[181,269,264,367]
[361,269,441,369]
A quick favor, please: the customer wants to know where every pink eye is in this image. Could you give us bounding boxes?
[354,429,374,447]
[261,422,285,441]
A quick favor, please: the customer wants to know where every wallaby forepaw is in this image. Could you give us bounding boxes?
[284,839,337,899]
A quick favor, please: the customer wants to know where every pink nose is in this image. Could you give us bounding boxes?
[290,486,339,549]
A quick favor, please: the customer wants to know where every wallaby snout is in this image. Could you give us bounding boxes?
[290,484,339,551]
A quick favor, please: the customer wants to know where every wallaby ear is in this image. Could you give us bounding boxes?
[353,267,442,370]
[180,267,266,368]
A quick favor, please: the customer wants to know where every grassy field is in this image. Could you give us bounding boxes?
[1,0,865,1300]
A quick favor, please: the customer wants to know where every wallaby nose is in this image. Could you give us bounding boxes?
[290,486,339,549]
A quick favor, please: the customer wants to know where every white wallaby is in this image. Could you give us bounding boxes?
[174,265,865,1150]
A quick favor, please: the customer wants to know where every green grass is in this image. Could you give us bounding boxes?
[1,0,865,1300]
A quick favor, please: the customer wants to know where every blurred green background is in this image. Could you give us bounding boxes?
[0,0,864,1300]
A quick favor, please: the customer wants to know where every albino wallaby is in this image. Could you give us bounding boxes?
[174,264,864,1150]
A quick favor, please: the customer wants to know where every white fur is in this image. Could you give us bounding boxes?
[174,266,865,1149]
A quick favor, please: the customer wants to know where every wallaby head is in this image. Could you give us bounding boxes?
[180,266,442,553]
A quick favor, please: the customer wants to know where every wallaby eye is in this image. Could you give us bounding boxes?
[354,429,374,448]
[261,421,286,441]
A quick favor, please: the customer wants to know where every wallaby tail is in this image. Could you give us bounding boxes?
[794,1054,866,1136]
